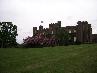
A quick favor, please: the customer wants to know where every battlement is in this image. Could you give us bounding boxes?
[1,22,12,24]
[77,21,88,25]
[33,21,97,43]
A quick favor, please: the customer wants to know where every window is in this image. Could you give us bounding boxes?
[52,31,54,34]
[43,32,44,35]
[74,30,76,32]
[69,30,71,33]
[74,37,77,42]
[0,25,1,30]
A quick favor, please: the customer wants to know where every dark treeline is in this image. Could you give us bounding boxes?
[23,28,81,48]
[0,22,18,48]
[0,22,81,48]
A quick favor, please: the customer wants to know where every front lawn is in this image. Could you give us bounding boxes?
[0,44,97,73]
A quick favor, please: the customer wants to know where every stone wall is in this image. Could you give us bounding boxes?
[33,21,96,43]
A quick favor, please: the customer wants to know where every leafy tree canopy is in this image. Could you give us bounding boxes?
[0,22,18,48]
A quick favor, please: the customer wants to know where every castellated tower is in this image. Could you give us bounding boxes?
[33,27,37,36]
[76,21,92,43]
[39,25,43,31]
[49,21,61,35]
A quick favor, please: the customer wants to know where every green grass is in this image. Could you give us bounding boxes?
[0,44,97,73]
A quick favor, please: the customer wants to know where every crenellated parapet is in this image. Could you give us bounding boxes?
[33,21,97,43]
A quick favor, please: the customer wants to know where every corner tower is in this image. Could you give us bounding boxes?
[76,21,92,43]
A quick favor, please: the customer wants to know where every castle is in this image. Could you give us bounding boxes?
[33,21,97,43]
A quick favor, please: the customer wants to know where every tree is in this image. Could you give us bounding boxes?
[0,22,18,48]
[55,28,70,45]
[23,32,57,48]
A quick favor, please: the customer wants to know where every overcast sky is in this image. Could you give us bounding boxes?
[0,0,97,43]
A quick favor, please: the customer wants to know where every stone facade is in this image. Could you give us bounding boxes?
[76,21,92,43]
[33,21,97,43]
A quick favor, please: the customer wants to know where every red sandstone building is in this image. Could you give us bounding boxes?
[33,21,97,43]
